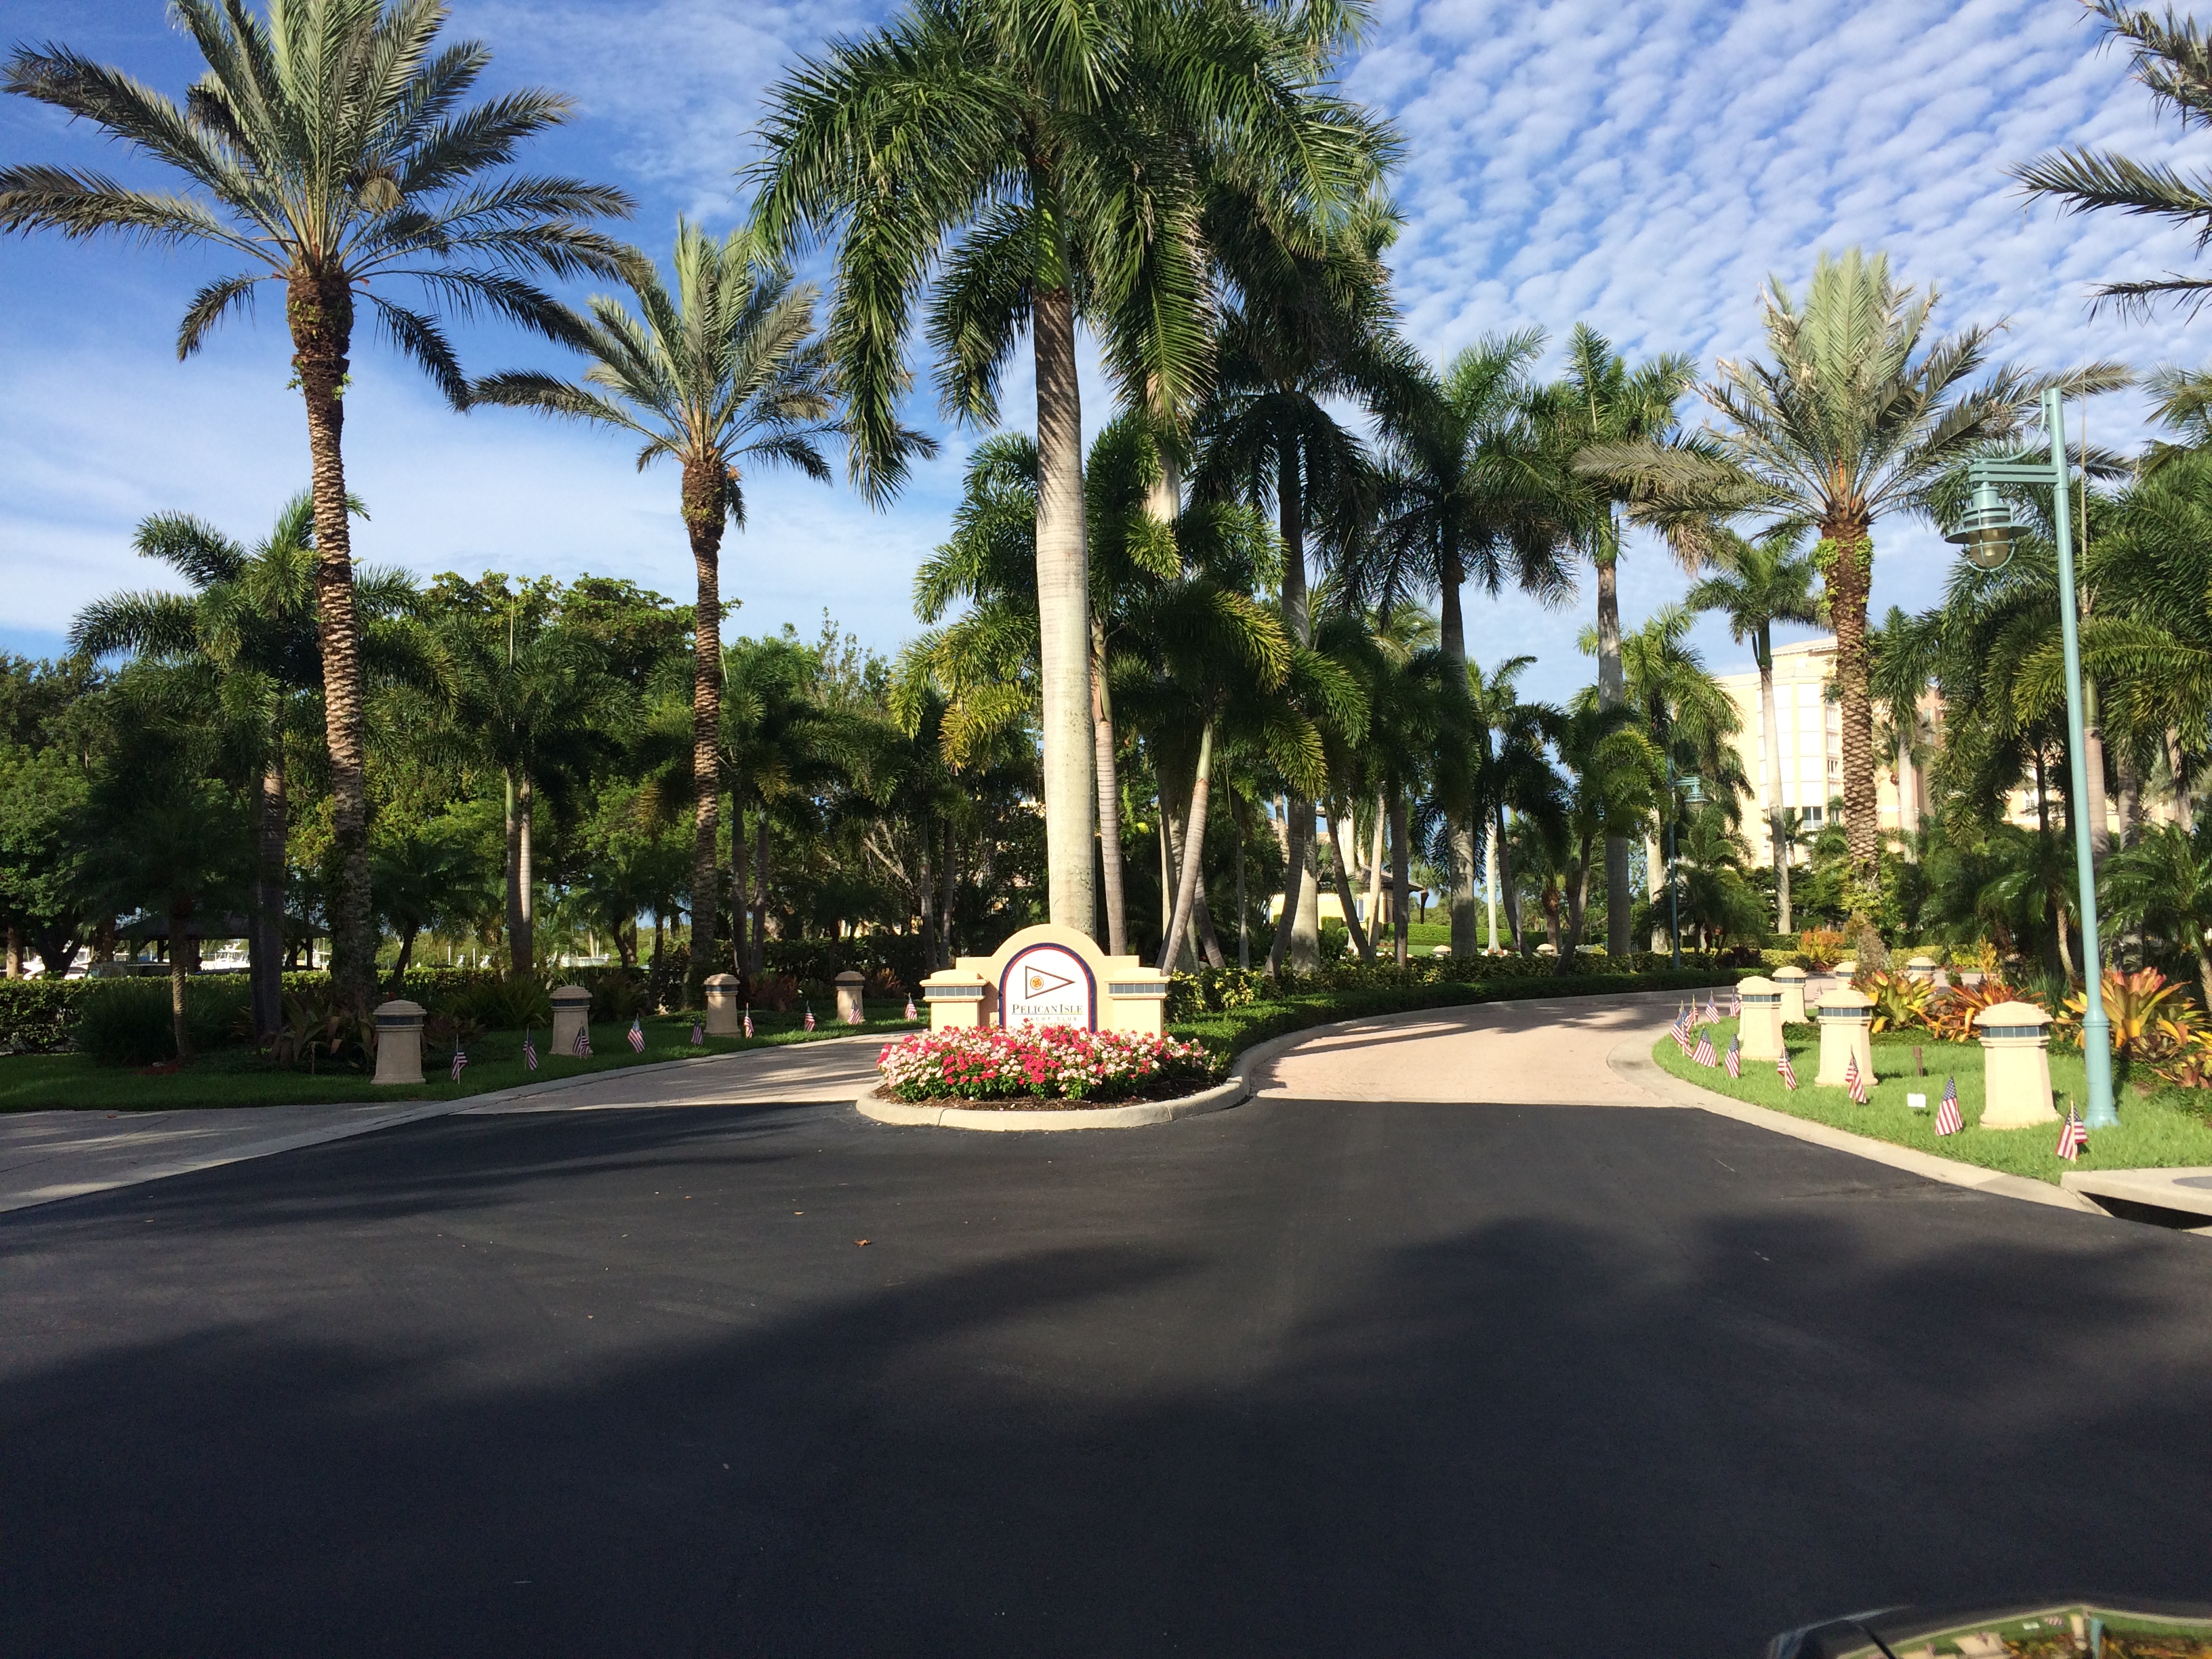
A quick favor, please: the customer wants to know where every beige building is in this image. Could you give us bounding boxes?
[1712,637,1931,863]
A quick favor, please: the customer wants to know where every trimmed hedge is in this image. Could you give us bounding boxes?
[1167,951,1748,1023]
[0,979,92,1053]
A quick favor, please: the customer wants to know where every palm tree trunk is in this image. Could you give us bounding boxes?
[1092,630,1128,954]
[1495,803,1522,951]
[683,456,726,1008]
[2083,681,2111,861]
[1267,806,1308,978]
[1486,834,1501,953]
[504,769,525,977]
[3,926,18,980]
[1031,285,1097,933]
[1438,537,1480,958]
[1594,534,1631,956]
[1825,523,1881,888]
[252,750,287,1038]
[516,775,535,975]
[1159,720,1215,972]
[1232,790,1250,970]
[169,899,194,1061]
[289,269,374,1017]
[1759,638,1792,934]
[941,817,958,960]
[1277,445,1322,971]
[731,801,750,975]
[1364,794,1385,948]
[1326,811,1374,961]
[1560,844,1594,975]
[919,823,939,971]
[1390,787,1410,966]
[1193,873,1227,969]
[751,815,769,975]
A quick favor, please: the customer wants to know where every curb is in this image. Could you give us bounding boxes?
[1605,1033,2108,1217]
[453,1030,890,1113]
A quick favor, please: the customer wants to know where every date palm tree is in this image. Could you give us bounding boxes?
[750,0,1390,935]
[469,219,838,1004]
[1578,249,2110,897]
[1686,530,1823,930]
[2102,819,2212,1010]
[1,0,635,1012]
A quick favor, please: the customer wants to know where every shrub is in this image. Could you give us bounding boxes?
[1858,968,1935,1036]
[75,976,251,1067]
[877,1025,1213,1103]
[865,965,907,1001]
[1927,979,2039,1044]
[265,985,375,1073]
[0,978,93,1052]
[750,972,802,1013]
[588,971,652,1023]
[2057,967,2197,1062]
[1796,929,1845,971]
[438,977,553,1031]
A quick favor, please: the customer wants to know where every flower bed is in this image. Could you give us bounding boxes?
[877,1025,1215,1107]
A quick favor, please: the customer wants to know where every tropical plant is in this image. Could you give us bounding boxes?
[752,0,1393,932]
[1357,332,1572,956]
[1926,975,2036,1044]
[1529,325,1702,952]
[1857,967,1935,1036]
[470,220,838,1001]
[2015,1,2212,316]
[2101,819,2212,1011]
[1,0,635,1011]
[1579,249,2111,897]
[2056,966,2194,1061]
[1545,700,1661,970]
[1686,529,1824,930]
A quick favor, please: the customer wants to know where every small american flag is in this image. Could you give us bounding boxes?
[743,1006,754,1039]
[1728,988,1742,1019]
[523,1029,537,1071]
[690,1021,703,1046]
[450,1044,468,1082]
[802,1003,816,1032]
[573,1023,591,1059]
[628,1017,645,1054]
[1845,1052,1868,1103]
[1724,1036,1741,1078]
[1704,996,1721,1025]
[1936,1076,1961,1136]
[904,996,918,1022]
[2056,1105,2089,1162]
[1693,1030,1716,1067]
[1778,1052,1799,1090]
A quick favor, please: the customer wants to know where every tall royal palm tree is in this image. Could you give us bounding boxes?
[1580,249,2113,897]
[1358,332,1572,956]
[72,494,415,1037]
[1547,699,1661,971]
[750,0,1390,936]
[470,220,839,1003]
[1528,325,1700,957]
[1686,530,1823,930]
[1,0,635,1012]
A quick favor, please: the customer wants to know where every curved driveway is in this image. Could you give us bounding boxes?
[4,990,2209,1658]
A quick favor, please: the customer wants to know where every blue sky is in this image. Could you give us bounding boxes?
[1,0,2204,705]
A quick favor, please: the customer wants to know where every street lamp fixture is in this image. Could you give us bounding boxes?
[1947,386,2116,1128]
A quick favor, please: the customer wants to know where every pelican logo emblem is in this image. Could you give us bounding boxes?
[1023,964,1074,1000]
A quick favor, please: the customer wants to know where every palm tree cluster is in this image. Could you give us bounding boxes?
[13,0,2212,1017]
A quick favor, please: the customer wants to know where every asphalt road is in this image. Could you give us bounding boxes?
[3,1090,2207,1656]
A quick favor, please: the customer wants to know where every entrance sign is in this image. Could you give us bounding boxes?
[919,923,1170,1036]
[1000,943,1097,1030]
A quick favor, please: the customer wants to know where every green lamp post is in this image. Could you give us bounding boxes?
[1943,384,2116,1128]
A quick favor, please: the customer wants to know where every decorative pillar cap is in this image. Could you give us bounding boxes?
[549,984,593,1006]
[1773,965,1808,981]
[373,998,425,1023]
[1736,975,1777,995]
[1814,987,1874,1016]
[702,973,740,989]
[1974,1000,2051,1031]
[1907,956,1937,969]
[834,970,865,984]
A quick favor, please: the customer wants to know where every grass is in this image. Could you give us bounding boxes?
[0,1006,923,1114]
[1652,1019,2212,1183]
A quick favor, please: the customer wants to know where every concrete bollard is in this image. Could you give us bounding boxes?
[1736,976,1786,1062]
[549,985,592,1057]
[1814,986,1875,1090]
[372,998,425,1086]
[1773,965,1809,1025]
[835,970,865,1025]
[1906,956,1937,985]
[1835,960,1858,983]
[703,972,742,1036]
[1974,1001,2060,1128]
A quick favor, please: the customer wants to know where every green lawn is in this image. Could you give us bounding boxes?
[0,1006,922,1113]
[1653,1019,2212,1183]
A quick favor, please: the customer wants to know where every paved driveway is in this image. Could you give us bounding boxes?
[3,1012,2208,1657]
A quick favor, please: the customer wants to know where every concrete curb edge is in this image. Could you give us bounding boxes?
[1605,1032,2108,1216]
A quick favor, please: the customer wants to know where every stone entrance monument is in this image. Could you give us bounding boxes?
[920,923,1172,1035]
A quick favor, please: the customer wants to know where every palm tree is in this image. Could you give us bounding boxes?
[2102,820,2212,1010]
[470,220,838,1004]
[2,0,635,1012]
[1685,530,1823,930]
[1547,699,1661,970]
[1357,333,1572,957]
[751,0,1390,935]
[72,495,415,1036]
[2015,1,2212,317]
[1528,325,1700,955]
[1580,249,2108,897]
[436,610,615,977]
[1465,654,1555,954]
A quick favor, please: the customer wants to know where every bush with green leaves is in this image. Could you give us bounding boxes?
[0,978,92,1052]
[75,976,251,1067]
[437,977,553,1031]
